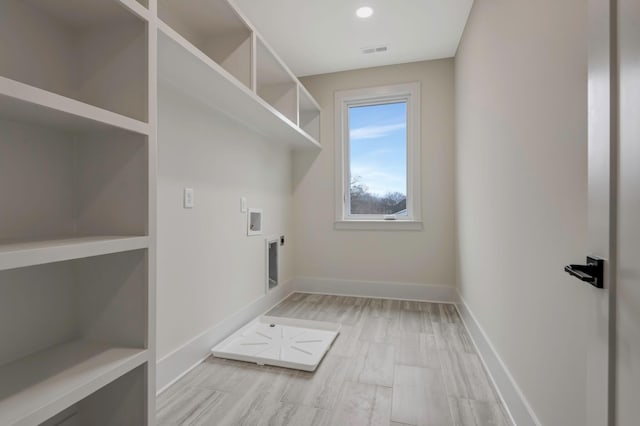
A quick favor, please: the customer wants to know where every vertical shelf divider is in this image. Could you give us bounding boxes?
[146,0,159,419]
[251,32,258,92]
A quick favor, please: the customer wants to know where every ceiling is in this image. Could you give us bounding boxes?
[233,0,474,77]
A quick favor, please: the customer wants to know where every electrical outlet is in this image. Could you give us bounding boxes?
[184,188,194,208]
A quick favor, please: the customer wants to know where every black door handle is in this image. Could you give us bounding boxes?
[564,256,604,288]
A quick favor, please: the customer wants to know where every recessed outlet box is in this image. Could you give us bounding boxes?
[247,208,263,236]
[184,188,194,209]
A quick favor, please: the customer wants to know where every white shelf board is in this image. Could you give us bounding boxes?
[0,76,149,135]
[0,236,149,271]
[157,22,321,151]
[0,341,148,426]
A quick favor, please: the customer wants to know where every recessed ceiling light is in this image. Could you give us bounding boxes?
[356,6,373,18]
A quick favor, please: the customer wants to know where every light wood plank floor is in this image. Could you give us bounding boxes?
[157,293,512,425]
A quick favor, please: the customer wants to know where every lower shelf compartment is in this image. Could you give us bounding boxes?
[0,340,147,425]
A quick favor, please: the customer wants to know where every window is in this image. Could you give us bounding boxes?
[334,82,421,230]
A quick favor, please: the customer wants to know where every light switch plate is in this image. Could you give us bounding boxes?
[184,188,194,208]
[241,197,247,213]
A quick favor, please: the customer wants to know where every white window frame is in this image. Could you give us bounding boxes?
[334,82,422,231]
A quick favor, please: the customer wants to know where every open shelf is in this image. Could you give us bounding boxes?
[256,37,299,125]
[0,340,147,426]
[0,236,149,271]
[42,363,148,426]
[158,0,253,90]
[158,25,320,150]
[0,0,148,122]
[0,251,149,399]
[299,85,321,142]
[0,250,150,423]
[0,119,148,243]
[0,76,149,135]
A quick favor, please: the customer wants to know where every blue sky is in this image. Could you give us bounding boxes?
[349,102,407,196]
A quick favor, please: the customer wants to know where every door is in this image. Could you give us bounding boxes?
[583,0,615,424]
[615,0,640,423]
[581,0,640,424]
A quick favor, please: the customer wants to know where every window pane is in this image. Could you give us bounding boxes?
[348,102,407,215]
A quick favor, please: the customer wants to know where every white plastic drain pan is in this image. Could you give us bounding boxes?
[211,316,340,371]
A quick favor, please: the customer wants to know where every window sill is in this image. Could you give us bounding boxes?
[334,220,423,231]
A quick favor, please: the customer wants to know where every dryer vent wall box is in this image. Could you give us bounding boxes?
[266,237,278,292]
[247,208,262,235]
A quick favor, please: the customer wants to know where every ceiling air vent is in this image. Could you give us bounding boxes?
[361,45,388,55]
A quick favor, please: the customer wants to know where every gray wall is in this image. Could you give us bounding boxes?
[454,0,589,424]
[297,59,456,287]
[156,85,294,359]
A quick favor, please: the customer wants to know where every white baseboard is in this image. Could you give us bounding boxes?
[455,291,541,426]
[293,276,456,303]
[156,279,294,395]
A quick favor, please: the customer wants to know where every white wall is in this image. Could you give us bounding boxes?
[156,84,293,359]
[296,60,456,289]
[455,1,589,425]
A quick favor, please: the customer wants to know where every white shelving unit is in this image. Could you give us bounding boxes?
[156,0,321,150]
[1,0,317,424]
[0,0,156,424]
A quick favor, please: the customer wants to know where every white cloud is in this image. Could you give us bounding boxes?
[350,122,406,140]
